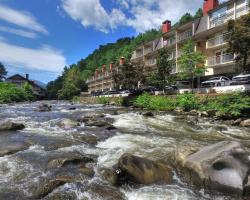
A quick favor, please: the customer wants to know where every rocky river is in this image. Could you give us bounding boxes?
[0,101,249,200]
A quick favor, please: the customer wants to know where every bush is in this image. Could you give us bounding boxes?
[0,82,34,103]
[175,93,200,111]
[97,96,110,104]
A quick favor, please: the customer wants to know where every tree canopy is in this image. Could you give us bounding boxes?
[0,62,7,81]
[228,13,250,73]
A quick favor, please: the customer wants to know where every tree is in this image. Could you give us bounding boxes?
[227,13,250,73]
[194,8,203,19]
[112,62,145,90]
[152,48,175,89]
[0,62,7,81]
[178,40,206,89]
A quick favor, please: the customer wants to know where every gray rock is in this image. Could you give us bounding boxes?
[244,175,250,196]
[36,103,52,112]
[142,111,154,117]
[188,110,199,116]
[183,141,250,195]
[0,120,25,131]
[240,119,250,127]
[174,107,184,113]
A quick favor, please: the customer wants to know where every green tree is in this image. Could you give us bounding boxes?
[178,40,206,89]
[194,8,203,19]
[155,48,174,89]
[228,13,250,73]
[112,62,145,90]
[22,82,34,100]
[0,62,7,81]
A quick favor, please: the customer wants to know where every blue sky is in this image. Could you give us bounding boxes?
[0,0,205,83]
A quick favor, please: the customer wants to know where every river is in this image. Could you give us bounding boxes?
[0,101,249,200]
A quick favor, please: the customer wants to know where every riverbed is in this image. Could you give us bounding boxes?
[0,101,249,200]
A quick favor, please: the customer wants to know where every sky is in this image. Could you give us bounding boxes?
[0,0,208,84]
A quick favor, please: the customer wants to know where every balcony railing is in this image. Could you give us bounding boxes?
[131,50,143,59]
[207,32,230,48]
[144,47,153,55]
[178,30,193,42]
[164,37,176,47]
[210,4,249,28]
[154,38,163,50]
[207,53,234,67]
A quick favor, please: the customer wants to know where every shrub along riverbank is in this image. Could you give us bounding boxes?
[0,82,34,104]
[134,93,250,119]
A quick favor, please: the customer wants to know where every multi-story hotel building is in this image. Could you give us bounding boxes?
[87,0,249,93]
[131,0,249,77]
[87,58,125,93]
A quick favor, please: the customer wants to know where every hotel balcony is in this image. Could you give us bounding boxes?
[144,47,154,55]
[178,29,193,42]
[206,53,234,67]
[206,32,230,49]
[210,3,249,28]
[163,37,176,47]
[131,50,144,60]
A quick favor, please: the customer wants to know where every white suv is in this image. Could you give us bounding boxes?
[201,76,231,87]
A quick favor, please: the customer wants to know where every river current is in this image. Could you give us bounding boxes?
[0,101,249,200]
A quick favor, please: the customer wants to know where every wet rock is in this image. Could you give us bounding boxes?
[207,109,217,117]
[116,153,173,185]
[68,107,76,110]
[188,110,199,116]
[77,113,105,123]
[187,116,199,126]
[43,192,77,200]
[0,120,25,131]
[142,111,154,117]
[182,141,250,195]
[88,183,126,200]
[0,142,30,157]
[36,176,74,198]
[199,111,209,117]
[74,134,98,145]
[47,155,94,169]
[36,103,52,112]
[231,118,243,126]
[174,107,184,114]
[100,167,118,186]
[244,175,250,196]
[59,119,80,129]
[85,120,112,128]
[240,119,250,127]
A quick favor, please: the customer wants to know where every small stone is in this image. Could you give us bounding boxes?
[142,111,154,117]
[240,119,250,127]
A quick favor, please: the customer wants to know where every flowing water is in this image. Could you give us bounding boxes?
[0,101,249,200]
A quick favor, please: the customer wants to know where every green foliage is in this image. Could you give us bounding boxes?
[228,13,250,73]
[72,96,80,103]
[134,93,250,118]
[155,48,174,89]
[194,8,203,19]
[113,62,145,89]
[114,96,124,106]
[22,82,34,101]
[173,9,203,28]
[97,96,110,104]
[200,93,250,117]
[0,62,7,81]
[58,81,81,100]
[178,40,206,88]
[0,82,34,103]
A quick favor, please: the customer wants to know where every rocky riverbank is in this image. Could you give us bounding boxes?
[0,101,249,199]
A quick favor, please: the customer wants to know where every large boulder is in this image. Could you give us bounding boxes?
[182,141,250,195]
[0,120,25,131]
[244,175,250,196]
[36,103,52,112]
[240,119,250,127]
[115,154,173,185]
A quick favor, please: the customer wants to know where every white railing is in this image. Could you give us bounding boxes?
[207,53,234,66]
[178,29,193,42]
[207,32,230,48]
[164,37,176,47]
[131,50,143,59]
[210,4,249,28]
[168,51,176,60]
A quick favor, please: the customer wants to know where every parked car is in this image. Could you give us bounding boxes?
[140,86,160,95]
[175,81,192,89]
[231,74,250,85]
[165,85,178,94]
[201,76,231,87]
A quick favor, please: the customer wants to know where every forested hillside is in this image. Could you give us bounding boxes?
[47,9,203,100]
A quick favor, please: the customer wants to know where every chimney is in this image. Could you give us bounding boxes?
[203,0,219,15]
[162,20,171,34]
[25,74,29,80]
[109,63,113,72]
[119,57,125,66]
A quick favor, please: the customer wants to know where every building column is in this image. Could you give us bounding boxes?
[175,30,178,73]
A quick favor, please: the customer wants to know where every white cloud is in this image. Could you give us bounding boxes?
[0,4,48,35]
[61,0,125,33]
[0,26,38,39]
[0,41,67,73]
